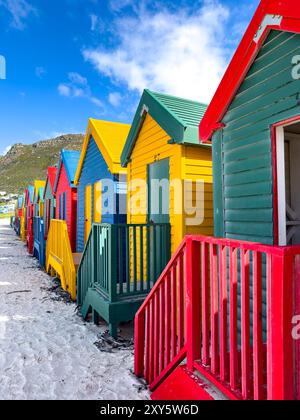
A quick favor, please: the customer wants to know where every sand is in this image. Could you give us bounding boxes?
[0,219,149,400]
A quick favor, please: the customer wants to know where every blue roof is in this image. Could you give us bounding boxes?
[28,186,34,203]
[18,196,23,209]
[54,149,80,192]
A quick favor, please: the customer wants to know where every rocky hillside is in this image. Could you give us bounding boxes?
[0,134,84,194]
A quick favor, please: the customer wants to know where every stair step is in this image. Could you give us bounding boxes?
[151,366,228,401]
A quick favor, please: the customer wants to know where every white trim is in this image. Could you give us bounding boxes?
[276,125,287,246]
[253,15,283,43]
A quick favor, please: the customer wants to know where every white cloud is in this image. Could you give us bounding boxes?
[83,0,230,103]
[108,92,122,107]
[0,0,37,30]
[1,145,12,156]
[57,72,103,109]
[58,84,72,97]
[109,0,135,12]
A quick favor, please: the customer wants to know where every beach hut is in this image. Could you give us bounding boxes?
[134,0,300,401]
[43,167,57,239]
[25,185,35,253]
[33,183,46,267]
[14,195,23,236]
[121,89,213,255]
[53,150,80,252]
[33,181,46,217]
[77,91,213,337]
[74,119,130,252]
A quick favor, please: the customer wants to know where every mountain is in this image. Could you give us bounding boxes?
[0,134,84,194]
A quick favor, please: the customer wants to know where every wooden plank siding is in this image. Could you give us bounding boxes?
[213,30,300,244]
[55,164,77,252]
[128,114,214,254]
[182,145,214,237]
[76,137,126,253]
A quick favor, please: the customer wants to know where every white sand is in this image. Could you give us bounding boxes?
[0,219,149,400]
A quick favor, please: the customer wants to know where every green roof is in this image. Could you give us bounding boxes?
[121,89,209,167]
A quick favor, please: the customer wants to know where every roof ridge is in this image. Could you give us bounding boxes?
[89,118,131,127]
[146,89,208,108]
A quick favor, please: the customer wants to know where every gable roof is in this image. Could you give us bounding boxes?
[37,188,44,203]
[121,89,208,167]
[43,167,57,199]
[74,119,131,185]
[54,150,80,192]
[199,0,300,142]
[27,186,34,205]
[33,180,46,204]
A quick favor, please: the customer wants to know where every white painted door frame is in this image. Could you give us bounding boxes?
[276,125,287,246]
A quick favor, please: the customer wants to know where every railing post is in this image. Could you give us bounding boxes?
[186,237,201,371]
[134,310,145,377]
[108,225,117,303]
[267,250,294,400]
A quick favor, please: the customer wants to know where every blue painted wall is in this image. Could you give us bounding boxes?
[77,137,127,252]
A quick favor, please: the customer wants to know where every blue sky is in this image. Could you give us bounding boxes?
[0,0,259,154]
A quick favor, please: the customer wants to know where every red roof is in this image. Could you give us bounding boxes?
[46,167,57,195]
[199,0,300,142]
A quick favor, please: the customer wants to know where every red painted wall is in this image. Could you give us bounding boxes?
[55,163,77,252]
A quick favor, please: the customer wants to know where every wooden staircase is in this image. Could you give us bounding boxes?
[134,235,300,400]
[46,220,81,301]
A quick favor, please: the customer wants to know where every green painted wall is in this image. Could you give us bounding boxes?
[213,30,300,245]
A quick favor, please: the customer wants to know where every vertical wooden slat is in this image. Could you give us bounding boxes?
[210,243,219,374]
[154,292,160,379]
[171,264,177,359]
[241,248,251,400]
[186,238,201,371]
[267,252,294,400]
[201,242,210,365]
[133,226,137,292]
[229,247,239,391]
[178,252,184,349]
[140,226,144,291]
[159,283,165,374]
[144,306,150,382]
[149,299,154,384]
[146,226,151,291]
[134,310,145,377]
[253,251,264,400]
[126,226,130,293]
[220,245,228,381]
[119,226,123,295]
[164,274,171,367]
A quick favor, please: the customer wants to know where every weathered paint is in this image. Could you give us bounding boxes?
[213,30,300,245]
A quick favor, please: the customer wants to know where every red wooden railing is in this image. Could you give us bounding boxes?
[135,235,300,400]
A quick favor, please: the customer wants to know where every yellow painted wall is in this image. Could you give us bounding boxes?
[127,114,214,256]
[127,114,182,255]
[182,145,214,237]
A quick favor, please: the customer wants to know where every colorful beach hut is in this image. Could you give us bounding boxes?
[46,151,80,300]
[33,181,46,217]
[43,167,57,239]
[134,0,300,401]
[77,91,213,337]
[33,183,46,267]
[74,119,130,252]
[53,150,80,252]
[25,185,34,253]
[121,89,213,254]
